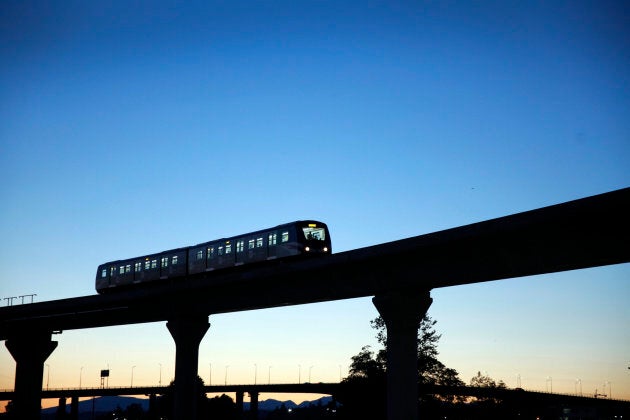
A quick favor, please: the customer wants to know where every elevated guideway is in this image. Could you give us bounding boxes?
[1,187,629,420]
[1,187,628,337]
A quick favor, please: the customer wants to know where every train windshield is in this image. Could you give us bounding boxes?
[302,226,326,241]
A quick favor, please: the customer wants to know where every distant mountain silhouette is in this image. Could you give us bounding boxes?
[41,396,149,420]
[41,394,333,417]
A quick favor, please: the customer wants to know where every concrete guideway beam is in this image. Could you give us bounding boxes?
[373,290,433,420]
[5,330,58,420]
[166,314,209,420]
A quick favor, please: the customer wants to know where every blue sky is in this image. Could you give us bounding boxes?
[1,0,629,405]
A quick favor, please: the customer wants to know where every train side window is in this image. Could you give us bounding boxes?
[101,269,107,278]
[151,260,157,269]
[161,257,168,268]
[236,240,244,253]
[281,231,289,242]
[110,267,116,276]
[207,247,215,260]
[196,250,204,261]
[268,233,277,246]
[225,243,232,254]
[134,262,142,272]
[256,237,264,248]
[126,265,131,273]
[172,255,178,265]
[248,239,255,249]
[218,246,224,256]
[145,260,151,270]
[119,266,125,275]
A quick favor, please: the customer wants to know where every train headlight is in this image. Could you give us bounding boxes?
[323,247,329,252]
[305,246,310,252]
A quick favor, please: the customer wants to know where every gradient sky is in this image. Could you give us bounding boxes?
[1,0,629,407]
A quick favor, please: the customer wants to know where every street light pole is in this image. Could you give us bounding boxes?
[46,364,50,390]
[254,364,257,385]
[298,365,301,383]
[309,366,313,383]
[131,365,136,387]
[268,366,272,385]
[225,365,229,386]
[80,367,83,389]
[159,363,162,386]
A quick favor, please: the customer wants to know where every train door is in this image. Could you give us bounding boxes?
[276,225,298,257]
[235,239,246,265]
[188,245,206,274]
[142,256,161,281]
[160,249,187,279]
[267,231,278,259]
[215,240,235,268]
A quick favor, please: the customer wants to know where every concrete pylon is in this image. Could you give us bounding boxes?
[5,330,58,420]
[167,314,209,420]
[236,390,244,416]
[56,397,66,419]
[248,391,259,420]
[373,290,432,420]
[70,396,79,420]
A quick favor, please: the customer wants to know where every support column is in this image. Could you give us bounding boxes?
[248,391,259,420]
[56,397,66,419]
[167,314,210,420]
[70,396,79,420]
[373,290,432,420]
[235,391,244,417]
[5,330,58,420]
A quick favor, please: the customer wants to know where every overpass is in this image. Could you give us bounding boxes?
[1,187,629,420]
[2,383,629,419]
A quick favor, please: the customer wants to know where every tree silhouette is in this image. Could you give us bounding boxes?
[156,376,239,419]
[469,371,506,389]
[359,314,464,387]
[337,314,464,419]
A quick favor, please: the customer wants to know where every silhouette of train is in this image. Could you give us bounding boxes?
[96,220,331,293]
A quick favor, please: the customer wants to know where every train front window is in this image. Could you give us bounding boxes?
[302,226,326,241]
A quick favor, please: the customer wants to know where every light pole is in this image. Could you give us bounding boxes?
[159,363,162,386]
[339,365,342,382]
[46,364,50,390]
[268,366,272,385]
[575,379,582,396]
[254,364,257,385]
[309,366,313,383]
[80,367,84,389]
[546,376,552,393]
[209,363,212,386]
[131,365,136,387]
[298,365,301,383]
[225,365,229,386]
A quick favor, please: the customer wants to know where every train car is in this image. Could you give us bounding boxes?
[95,220,330,293]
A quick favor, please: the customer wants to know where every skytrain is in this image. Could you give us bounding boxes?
[95,220,331,293]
